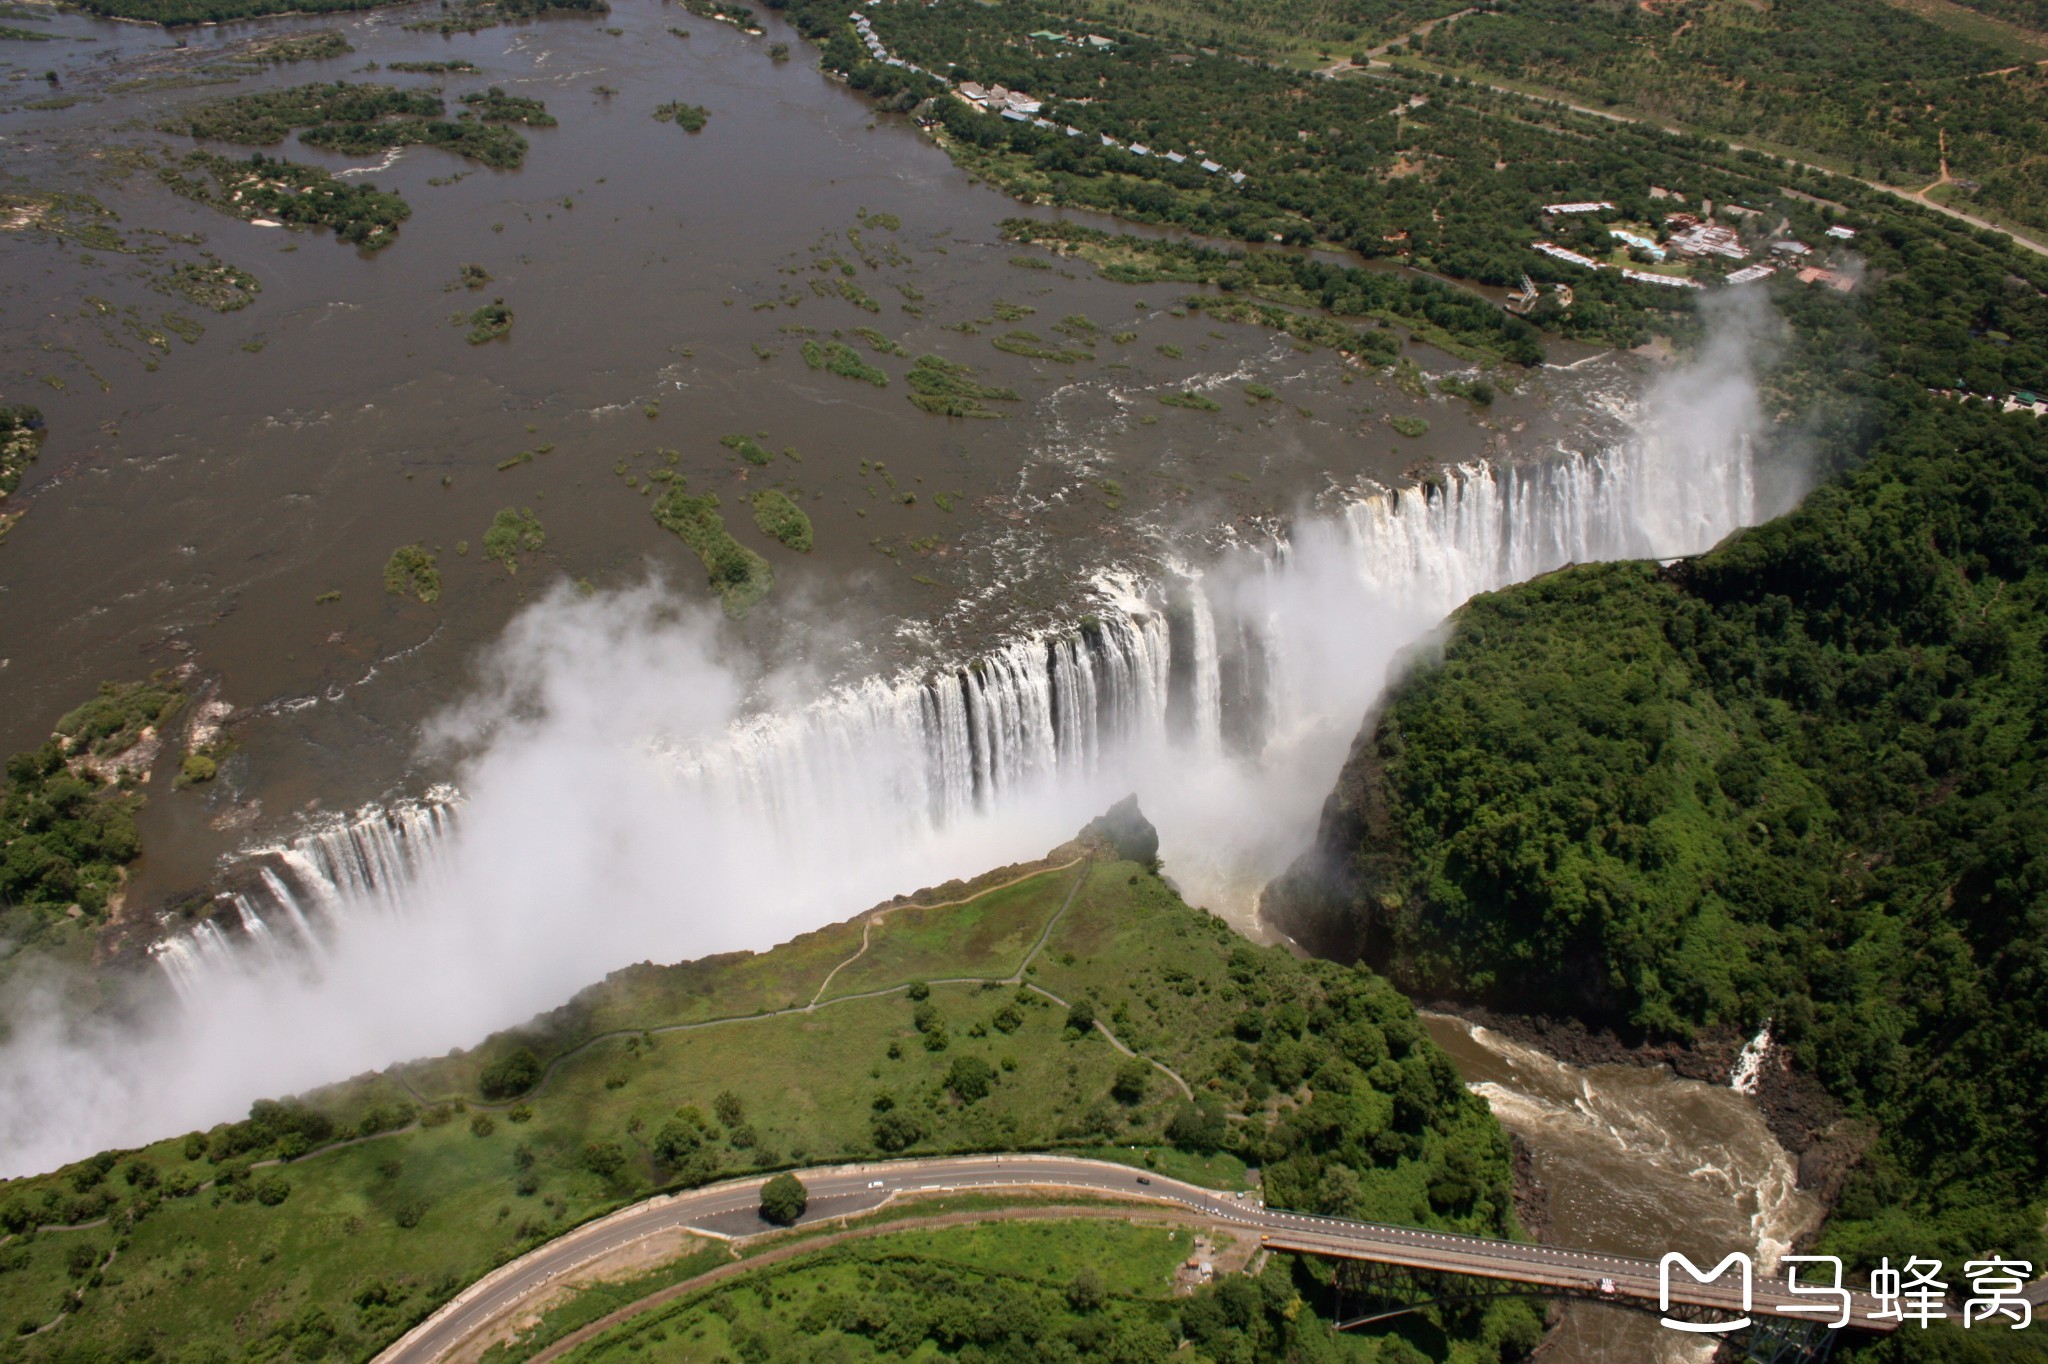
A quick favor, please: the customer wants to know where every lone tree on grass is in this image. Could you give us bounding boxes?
[759,1172,808,1226]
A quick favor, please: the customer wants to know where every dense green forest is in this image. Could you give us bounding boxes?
[579,1229,1465,1363]
[1269,392,2048,1359]
[1422,0,2048,234]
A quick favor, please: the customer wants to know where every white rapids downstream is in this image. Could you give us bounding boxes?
[1425,1017,1818,1364]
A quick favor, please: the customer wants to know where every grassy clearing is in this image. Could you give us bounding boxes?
[819,867,1076,1000]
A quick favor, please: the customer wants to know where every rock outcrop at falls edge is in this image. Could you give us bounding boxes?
[1262,395,2048,1317]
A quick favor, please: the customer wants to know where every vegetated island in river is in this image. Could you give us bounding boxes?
[0,805,1540,1364]
[1266,390,2048,1363]
[167,82,537,169]
[159,151,410,249]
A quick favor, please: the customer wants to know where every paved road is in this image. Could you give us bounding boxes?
[375,1153,1900,1363]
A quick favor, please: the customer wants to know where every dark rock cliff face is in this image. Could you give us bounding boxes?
[1083,793,1160,866]
[1262,711,1396,965]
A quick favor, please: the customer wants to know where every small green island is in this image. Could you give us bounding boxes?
[653,100,710,132]
[653,481,774,618]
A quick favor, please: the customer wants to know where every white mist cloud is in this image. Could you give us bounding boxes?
[0,299,1799,1178]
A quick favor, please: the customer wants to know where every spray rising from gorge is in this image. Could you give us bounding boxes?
[0,298,1792,1179]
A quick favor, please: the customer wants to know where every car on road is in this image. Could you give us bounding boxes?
[867,1180,885,1189]
[1135,1176,1151,1185]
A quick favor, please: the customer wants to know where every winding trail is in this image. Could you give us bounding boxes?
[389,858,1194,1112]
[807,856,1085,1008]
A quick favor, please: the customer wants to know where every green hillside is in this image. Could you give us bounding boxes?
[1270,390,2048,1360]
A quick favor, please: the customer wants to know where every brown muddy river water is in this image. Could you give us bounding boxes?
[0,6,1811,1357]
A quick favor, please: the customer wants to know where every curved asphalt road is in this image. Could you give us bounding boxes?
[374,1153,1907,1363]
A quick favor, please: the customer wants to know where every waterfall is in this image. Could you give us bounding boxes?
[1730,1022,1774,1096]
[155,427,1759,976]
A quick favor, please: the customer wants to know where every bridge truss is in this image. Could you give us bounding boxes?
[1327,1262,1839,1364]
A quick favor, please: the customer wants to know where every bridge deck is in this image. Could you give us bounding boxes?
[1260,1228,1899,1333]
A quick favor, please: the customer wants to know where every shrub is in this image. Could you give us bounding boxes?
[759,1173,807,1225]
[652,1119,701,1165]
[1111,1059,1151,1104]
[382,544,440,603]
[581,1142,627,1178]
[482,507,545,573]
[945,1054,994,1103]
[479,1047,543,1100]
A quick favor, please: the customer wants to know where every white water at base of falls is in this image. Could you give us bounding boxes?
[4,393,1773,1179]
[1425,1015,1819,1364]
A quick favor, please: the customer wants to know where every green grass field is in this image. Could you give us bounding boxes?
[0,832,1524,1363]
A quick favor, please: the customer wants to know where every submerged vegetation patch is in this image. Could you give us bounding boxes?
[750,489,813,552]
[154,259,260,312]
[1390,415,1430,437]
[482,506,545,573]
[719,433,773,466]
[800,340,888,387]
[905,354,1018,418]
[992,330,1091,364]
[1157,390,1222,412]
[652,484,772,618]
[382,544,440,604]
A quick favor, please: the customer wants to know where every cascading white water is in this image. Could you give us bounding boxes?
[1730,1021,1774,1097]
[170,422,1762,967]
[2,399,1771,1179]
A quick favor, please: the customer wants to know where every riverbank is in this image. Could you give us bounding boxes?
[1422,1003,1868,1245]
